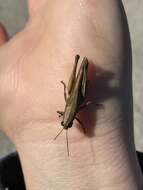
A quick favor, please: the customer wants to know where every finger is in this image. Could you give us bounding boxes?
[0,23,9,45]
[27,0,47,15]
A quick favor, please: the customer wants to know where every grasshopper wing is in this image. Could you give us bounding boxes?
[67,55,80,95]
[71,56,88,105]
[81,57,88,99]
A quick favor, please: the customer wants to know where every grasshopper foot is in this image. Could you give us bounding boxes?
[57,111,64,118]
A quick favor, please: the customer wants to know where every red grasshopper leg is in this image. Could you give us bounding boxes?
[75,117,86,134]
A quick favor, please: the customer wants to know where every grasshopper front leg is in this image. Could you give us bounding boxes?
[57,81,67,117]
[57,111,64,118]
[60,81,67,102]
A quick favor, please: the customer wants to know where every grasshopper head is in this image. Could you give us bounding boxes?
[61,121,73,129]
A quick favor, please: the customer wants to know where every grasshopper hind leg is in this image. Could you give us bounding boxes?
[79,101,102,110]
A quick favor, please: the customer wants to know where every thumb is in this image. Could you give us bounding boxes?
[0,23,9,45]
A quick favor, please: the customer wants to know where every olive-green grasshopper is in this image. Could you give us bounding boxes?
[54,55,95,156]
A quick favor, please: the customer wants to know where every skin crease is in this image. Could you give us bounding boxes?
[0,0,143,189]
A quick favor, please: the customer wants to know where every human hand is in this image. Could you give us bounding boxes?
[0,0,143,189]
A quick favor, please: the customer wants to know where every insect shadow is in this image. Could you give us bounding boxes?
[75,62,121,137]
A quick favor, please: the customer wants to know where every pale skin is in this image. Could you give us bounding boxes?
[0,0,143,189]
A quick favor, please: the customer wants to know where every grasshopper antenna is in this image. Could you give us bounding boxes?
[54,128,64,140]
[66,129,69,156]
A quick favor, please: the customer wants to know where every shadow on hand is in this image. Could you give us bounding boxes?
[77,1,133,138]
[77,62,120,137]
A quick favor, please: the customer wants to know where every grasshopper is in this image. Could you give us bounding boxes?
[54,55,95,156]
